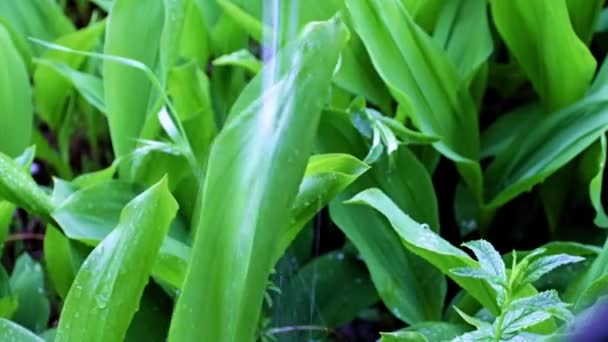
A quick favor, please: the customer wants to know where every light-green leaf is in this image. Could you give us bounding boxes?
[0,318,43,342]
[169,17,349,342]
[346,0,483,200]
[0,24,33,157]
[490,0,597,110]
[55,177,178,342]
[346,188,499,313]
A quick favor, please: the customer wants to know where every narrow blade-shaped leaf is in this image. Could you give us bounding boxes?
[169,18,349,342]
[490,0,596,110]
[0,24,33,157]
[346,0,483,200]
[55,178,178,342]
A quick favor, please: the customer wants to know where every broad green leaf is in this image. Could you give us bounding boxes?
[599,8,608,32]
[485,59,608,208]
[0,24,33,157]
[10,254,50,333]
[227,0,392,111]
[35,60,105,114]
[52,180,139,243]
[566,0,607,44]
[0,150,53,218]
[346,188,499,313]
[318,110,445,324]
[55,178,178,342]
[178,0,210,67]
[433,0,493,83]
[169,18,349,342]
[50,179,189,289]
[103,0,164,164]
[271,251,378,340]
[0,318,43,342]
[0,0,74,57]
[43,225,84,300]
[346,0,483,200]
[274,153,369,263]
[490,0,597,110]
[34,21,105,129]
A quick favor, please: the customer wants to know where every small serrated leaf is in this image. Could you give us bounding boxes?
[508,290,573,322]
[462,240,507,282]
[501,309,552,335]
[522,254,585,284]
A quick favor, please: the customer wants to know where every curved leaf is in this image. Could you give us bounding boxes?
[169,17,349,342]
[55,178,178,342]
[491,0,596,110]
[346,0,483,200]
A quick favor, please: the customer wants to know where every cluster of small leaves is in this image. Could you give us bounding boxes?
[451,240,584,341]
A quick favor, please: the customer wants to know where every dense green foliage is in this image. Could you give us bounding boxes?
[0,0,607,341]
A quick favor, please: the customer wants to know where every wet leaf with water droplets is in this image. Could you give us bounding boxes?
[55,178,177,342]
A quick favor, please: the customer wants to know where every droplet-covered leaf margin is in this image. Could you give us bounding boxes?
[55,177,178,342]
[169,17,349,342]
[346,188,499,313]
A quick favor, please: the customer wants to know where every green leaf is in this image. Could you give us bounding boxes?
[55,177,178,342]
[522,255,585,284]
[0,0,74,57]
[405,322,469,342]
[380,331,428,342]
[0,266,18,319]
[490,0,597,110]
[0,318,43,342]
[103,0,164,165]
[318,110,445,324]
[484,59,608,208]
[43,225,83,300]
[346,188,499,313]
[212,49,262,74]
[346,0,483,200]
[9,254,50,333]
[34,60,106,114]
[566,0,607,43]
[462,240,507,282]
[0,201,14,250]
[274,153,369,263]
[507,290,573,322]
[169,17,349,342]
[34,21,105,129]
[433,0,493,83]
[0,149,54,218]
[584,135,608,227]
[574,273,608,311]
[500,310,552,335]
[271,251,378,336]
[0,24,33,157]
